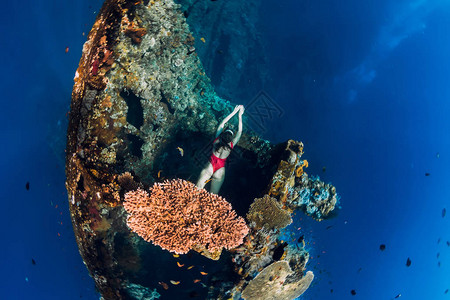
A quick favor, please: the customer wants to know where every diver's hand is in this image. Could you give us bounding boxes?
[233,105,240,113]
[239,105,245,116]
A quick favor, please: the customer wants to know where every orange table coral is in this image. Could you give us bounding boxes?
[123,179,249,256]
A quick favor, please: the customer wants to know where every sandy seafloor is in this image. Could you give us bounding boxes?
[1,0,450,299]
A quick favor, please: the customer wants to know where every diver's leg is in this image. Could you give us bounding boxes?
[196,163,214,189]
[210,168,225,194]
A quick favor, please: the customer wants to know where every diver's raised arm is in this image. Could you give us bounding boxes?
[216,105,240,137]
[232,106,244,145]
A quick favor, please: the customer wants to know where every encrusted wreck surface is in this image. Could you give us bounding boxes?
[65,0,338,299]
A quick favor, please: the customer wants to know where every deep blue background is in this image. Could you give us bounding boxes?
[259,1,450,299]
[1,1,103,299]
[1,0,449,299]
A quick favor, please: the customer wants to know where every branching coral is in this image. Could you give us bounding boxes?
[123,179,249,258]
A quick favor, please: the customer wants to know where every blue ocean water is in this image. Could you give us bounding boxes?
[1,1,103,299]
[1,0,449,299]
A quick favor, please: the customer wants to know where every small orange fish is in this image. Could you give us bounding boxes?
[158,281,169,290]
[193,279,201,283]
[170,280,180,285]
[177,262,184,267]
[158,170,162,178]
[177,147,184,156]
[55,205,58,209]
[173,254,179,258]
[65,47,69,53]
[200,271,208,276]
[200,37,206,43]
[187,265,194,270]
[57,233,60,237]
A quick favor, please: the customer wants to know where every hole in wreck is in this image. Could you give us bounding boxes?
[120,89,144,129]
[272,242,288,261]
[126,134,144,158]
[77,175,85,192]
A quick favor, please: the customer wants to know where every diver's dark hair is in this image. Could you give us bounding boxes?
[214,129,233,152]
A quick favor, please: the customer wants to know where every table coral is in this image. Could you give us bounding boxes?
[123,179,249,258]
[247,194,292,230]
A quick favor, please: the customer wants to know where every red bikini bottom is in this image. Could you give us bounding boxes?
[210,154,226,173]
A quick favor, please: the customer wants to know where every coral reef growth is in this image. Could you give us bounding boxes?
[283,244,310,283]
[124,283,160,300]
[123,16,148,44]
[287,173,338,220]
[231,227,278,278]
[241,261,314,300]
[267,140,305,204]
[123,179,249,259]
[247,194,292,230]
[117,172,140,191]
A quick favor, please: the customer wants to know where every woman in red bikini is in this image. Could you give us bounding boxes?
[196,105,244,194]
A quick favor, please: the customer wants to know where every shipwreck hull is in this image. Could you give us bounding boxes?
[65,0,337,298]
